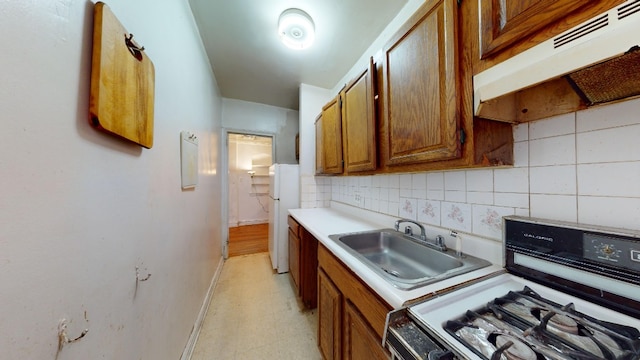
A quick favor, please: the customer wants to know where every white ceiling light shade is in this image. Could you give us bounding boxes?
[278,8,315,50]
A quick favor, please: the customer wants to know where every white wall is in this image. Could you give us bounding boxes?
[0,1,223,359]
[222,98,299,164]
[331,98,640,242]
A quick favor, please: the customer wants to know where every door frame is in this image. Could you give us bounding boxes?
[221,128,276,259]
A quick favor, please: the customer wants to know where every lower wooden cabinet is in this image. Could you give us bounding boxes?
[288,226,301,292]
[288,216,318,309]
[318,269,342,360]
[344,301,389,360]
[317,244,392,360]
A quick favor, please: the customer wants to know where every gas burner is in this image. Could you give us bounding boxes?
[494,335,537,360]
[540,311,579,335]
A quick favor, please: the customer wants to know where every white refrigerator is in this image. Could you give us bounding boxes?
[268,164,300,273]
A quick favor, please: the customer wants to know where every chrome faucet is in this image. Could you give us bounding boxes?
[394,219,426,240]
[394,219,447,252]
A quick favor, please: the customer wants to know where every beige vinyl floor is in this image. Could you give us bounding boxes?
[191,252,322,360]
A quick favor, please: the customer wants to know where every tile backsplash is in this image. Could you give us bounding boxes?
[308,98,640,241]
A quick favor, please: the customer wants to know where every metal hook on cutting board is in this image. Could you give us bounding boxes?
[124,33,145,61]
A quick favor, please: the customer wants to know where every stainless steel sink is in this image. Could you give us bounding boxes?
[328,229,491,290]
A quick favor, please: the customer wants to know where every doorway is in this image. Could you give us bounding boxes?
[226,133,273,257]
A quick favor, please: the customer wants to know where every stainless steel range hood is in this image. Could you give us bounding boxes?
[474,0,640,123]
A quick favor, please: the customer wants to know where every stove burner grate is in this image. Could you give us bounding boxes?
[444,287,640,360]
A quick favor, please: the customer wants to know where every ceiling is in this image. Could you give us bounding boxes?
[188,0,408,110]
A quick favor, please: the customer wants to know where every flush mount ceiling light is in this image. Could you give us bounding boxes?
[278,8,315,50]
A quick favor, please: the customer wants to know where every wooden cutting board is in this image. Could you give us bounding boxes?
[89,2,154,148]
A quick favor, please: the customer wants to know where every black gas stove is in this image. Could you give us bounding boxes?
[384,216,640,360]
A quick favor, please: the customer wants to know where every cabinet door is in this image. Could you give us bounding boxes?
[343,301,388,360]
[300,227,318,309]
[321,96,344,174]
[318,269,342,360]
[480,0,594,58]
[381,0,460,166]
[315,114,324,175]
[288,227,300,294]
[341,58,377,173]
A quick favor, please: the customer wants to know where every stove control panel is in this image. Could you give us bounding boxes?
[505,216,640,284]
[583,233,640,271]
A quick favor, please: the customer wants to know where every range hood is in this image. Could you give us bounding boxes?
[474,0,640,123]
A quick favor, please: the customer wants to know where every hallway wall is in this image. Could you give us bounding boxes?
[0,0,223,359]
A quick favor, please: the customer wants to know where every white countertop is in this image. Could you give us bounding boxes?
[288,203,504,308]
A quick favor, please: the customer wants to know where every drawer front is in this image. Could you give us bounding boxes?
[287,215,300,237]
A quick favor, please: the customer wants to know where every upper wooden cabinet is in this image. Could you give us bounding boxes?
[477,0,626,68]
[341,58,377,173]
[320,96,344,175]
[380,0,461,167]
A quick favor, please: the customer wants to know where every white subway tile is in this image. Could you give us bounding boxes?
[400,174,412,190]
[577,97,640,133]
[379,187,389,201]
[387,201,399,217]
[530,194,577,222]
[359,176,372,188]
[389,188,400,203]
[472,205,515,240]
[514,208,530,217]
[412,173,427,190]
[388,174,400,188]
[466,169,493,192]
[578,196,640,231]
[494,192,529,208]
[412,188,427,200]
[529,165,576,195]
[370,198,380,212]
[494,167,529,193]
[370,187,381,200]
[427,189,445,201]
[577,124,640,163]
[445,190,466,202]
[445,171,466,191]
[378,174,389,188]
[467,191,494,205]
[513,141,529,168]
[427,172,444,190]
[379,200,389,214]
[513,123,529,142]
[371,175,381,188]
[529,135,576,166]
[578,162,640,197]
[529,113,575,140]
[400,186,412,198]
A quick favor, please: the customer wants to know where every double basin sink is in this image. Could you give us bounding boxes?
[329,229,490,290]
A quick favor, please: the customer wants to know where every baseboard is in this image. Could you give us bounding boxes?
[180,257,224,360]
